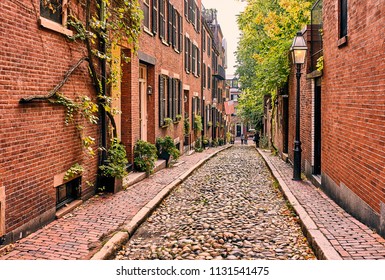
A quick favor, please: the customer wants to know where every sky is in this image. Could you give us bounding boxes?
[202,0,247,76]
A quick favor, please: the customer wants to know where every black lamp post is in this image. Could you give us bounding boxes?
[290,31,307,181]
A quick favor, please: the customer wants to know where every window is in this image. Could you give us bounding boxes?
[56,177,81,210]
[159,75,182,126]
[152,0,158,34]
[40,0,63,24]
[339,0,348,38]
[159,0,166,40]
[143,0,151,30]
[39,0,72,36]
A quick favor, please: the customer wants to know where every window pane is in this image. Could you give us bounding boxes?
[40,0,63,24]
[340,0,348,37]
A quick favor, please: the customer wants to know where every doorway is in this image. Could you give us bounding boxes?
[313,78,322,175]
[139,64,148,141]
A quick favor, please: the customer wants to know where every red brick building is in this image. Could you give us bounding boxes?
[0,0,99,243]
[0,0,228,244]
[273,0,385,237]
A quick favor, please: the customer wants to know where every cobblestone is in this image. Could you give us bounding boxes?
[115,146,316,260]
[258,149,385,260]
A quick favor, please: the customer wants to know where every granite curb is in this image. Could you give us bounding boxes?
[256,148,342,260]
[91,145,232,260]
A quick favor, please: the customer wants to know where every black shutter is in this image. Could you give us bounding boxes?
[167,78,171,119]
[159,0,164,39]
[184,0,188,18]
[151,0,157,34]
[178,80,182,115]
[159,75,165,126]
[185,36,188,72]
[197,47,201,77]
[178,13,183,52]
[172,79,177,121]
[195,4,200,32]
[168,1,173,45]
[172,8,177,48]
[192,97,196,129]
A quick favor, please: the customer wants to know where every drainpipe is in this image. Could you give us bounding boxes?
[99,0,107,164]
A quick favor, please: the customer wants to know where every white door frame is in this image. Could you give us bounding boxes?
[139,64,148,141]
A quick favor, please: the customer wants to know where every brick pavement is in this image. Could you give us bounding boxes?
[0,146,228,260]
[258,149,385,260]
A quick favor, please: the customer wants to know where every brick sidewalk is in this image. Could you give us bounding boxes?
[258,149,385,260]
[0,146,229,260]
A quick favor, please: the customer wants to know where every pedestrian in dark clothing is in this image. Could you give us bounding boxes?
[253,132,260,148]
[240,134,244,145]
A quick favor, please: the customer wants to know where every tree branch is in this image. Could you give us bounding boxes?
[19,56,89,103]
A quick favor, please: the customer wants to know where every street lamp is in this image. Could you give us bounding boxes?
[290,31,307,181]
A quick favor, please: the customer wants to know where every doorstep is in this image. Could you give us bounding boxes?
[123,159,166,189]
[55,200,83,219]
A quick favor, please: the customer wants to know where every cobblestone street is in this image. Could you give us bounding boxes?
[115,145,316,260]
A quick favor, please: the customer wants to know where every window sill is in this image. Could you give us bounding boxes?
[337,36,348,48]
[39,16,73,36]
[161,40,170,47]
[143,27,154,37]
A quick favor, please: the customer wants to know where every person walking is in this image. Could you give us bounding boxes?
[253,132,260,148]
[240,134,244,145]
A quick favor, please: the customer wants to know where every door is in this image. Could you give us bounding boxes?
[139,64,148,141]
[313,78,322,175]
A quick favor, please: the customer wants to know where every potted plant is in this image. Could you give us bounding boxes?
[194,138,203,152]
[133,140,158,176]
[202,137,209,149]
[156,136,180,167]
[226,132,231,144]
[99,138,128,193]
[211,138,218,147]
[218,138,224,146]
[175,114,182,122]
[162,117,173,128]
[194,114,203,134]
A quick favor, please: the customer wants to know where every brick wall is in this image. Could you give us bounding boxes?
[0,0,99,241]
[322,0,385,214]
[121,0,187,160]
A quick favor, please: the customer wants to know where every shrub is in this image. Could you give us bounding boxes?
[194,115,203,133]
[133,140,158,175]
[156,136,180,165]
[99,138,129,179]
[184,118,190,135]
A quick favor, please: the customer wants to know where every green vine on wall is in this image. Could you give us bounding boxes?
[20,1,143,162]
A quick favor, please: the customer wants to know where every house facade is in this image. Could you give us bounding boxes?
[0,0,228,244]
[0,0,99,244]
[272,0,385,237]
